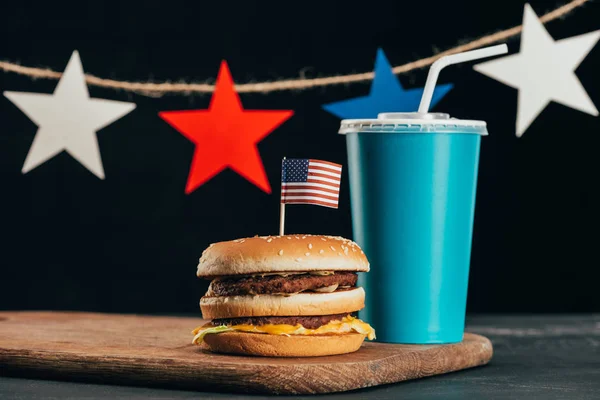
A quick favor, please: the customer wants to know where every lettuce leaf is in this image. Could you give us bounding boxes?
[350,320,377,340]
[192,325,233,344]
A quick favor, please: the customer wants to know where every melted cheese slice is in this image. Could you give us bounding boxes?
[192,315,376,344]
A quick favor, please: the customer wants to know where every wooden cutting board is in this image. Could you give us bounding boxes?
[0,311,492,395]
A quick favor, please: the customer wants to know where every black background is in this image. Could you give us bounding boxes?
[0,0,598,314]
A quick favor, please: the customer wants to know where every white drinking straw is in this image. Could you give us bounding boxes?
[418,44,508,113]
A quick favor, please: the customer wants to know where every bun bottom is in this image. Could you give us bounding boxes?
[201,331,366,357]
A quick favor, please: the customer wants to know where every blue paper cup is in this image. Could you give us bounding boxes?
[340,113,488,344]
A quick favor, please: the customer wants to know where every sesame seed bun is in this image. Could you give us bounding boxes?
[201,287,365,319]
[201,331,366,357]
[197,234,369,278]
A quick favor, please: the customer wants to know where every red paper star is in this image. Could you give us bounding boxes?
[159,61,293,194]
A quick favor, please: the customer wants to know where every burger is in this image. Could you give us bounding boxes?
[192,234,375,357]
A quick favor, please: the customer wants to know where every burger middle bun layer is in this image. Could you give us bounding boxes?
[200,287,365,319]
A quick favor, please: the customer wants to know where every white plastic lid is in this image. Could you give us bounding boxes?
[338,113,488,135]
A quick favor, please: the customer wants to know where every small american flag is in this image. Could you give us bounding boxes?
[281,159,342,209]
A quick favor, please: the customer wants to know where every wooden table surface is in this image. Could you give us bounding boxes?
[1,314,599,400]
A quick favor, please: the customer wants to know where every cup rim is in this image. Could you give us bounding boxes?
[338,120,488,136]
[338,112,488,136]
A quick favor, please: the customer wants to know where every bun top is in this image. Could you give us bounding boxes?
[197,234,369,277]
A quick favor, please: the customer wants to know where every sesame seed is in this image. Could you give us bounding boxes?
[267,238,272,243]
[308,243,313,249]
[295,236,300,239]
[302,236,306,239]
[319,249,324,254]
[305,252,310,256]
[321,238,327,241]
[338,252,342,256]
[352,248,357,252]
[295,258,302,262]
[330,246,336,251]
[278,249,284,256]
[344,248,349,255]
[287,237,292,240]
[361,250,364,254]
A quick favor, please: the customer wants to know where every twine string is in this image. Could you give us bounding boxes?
[0,0,590,96]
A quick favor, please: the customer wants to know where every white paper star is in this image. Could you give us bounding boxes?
[4,51,136,178]
[474,4,599,137]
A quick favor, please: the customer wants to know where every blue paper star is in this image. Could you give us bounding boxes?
[323,49,453,119]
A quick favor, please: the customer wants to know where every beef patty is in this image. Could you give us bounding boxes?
[212,313,355,329]
[208,272,357,296]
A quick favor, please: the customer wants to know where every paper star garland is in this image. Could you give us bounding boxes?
[474,4,600,137]
[159,61,294,194]
[3,51,136,179]
[322,48,453,119]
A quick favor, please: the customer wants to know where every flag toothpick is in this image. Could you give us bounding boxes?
[279,157,287,235]
[279,203,286,236]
